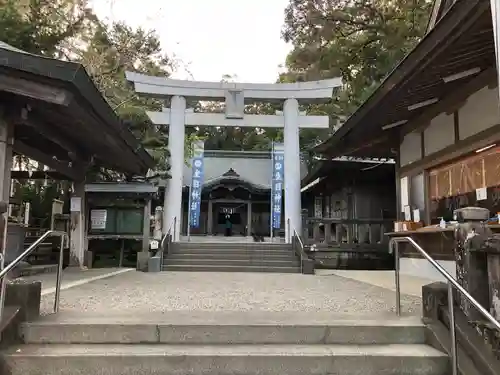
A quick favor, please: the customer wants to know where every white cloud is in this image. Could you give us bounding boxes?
[90,0,292,83]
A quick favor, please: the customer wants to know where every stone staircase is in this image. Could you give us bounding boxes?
[163,241,301,273]
[1,313,449,375]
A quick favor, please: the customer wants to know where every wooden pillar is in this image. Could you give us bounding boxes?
[313,222,321,241]
[142,199,151,252]
[301,209,308,240]
[207,199,213,234]
[0,108,13,204]
[70,181,86,267]
[247,201,252,236]
[324,222,332,244]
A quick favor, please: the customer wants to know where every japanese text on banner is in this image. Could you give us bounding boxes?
[189,141,205,228]
[271,143,284,229]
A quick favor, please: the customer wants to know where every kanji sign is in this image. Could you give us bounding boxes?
[189,141,205,228]
[271,143,284,229]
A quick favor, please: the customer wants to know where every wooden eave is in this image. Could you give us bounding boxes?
[316,0,494,159]
[301,159,395,195]
[0,46,155,179]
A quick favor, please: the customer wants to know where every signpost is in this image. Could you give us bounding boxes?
[187,140,205,241]
[270,142,285,241]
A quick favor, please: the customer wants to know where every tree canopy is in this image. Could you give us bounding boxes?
[0,0,435,178]
[280,0,433,151]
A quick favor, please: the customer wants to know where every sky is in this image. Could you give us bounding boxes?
[90,0,293,83]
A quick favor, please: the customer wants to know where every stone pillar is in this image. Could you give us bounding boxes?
[153,206,163,240]
[69,181,86,267]
[454,207,491,321]
[142,199,151,252]
[247,201,252,236]
[163,96,186,239]
[207,199,213,234]
[283,98,301,243]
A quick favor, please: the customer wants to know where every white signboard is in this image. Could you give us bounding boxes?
[70,197,81,212]
[90,209,107,230]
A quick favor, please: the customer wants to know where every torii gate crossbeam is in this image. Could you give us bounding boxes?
[126,72,342,242]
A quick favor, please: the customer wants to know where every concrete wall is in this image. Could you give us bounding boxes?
[424,113,454,156]
[399,132,422,167]
[458,86,500,139]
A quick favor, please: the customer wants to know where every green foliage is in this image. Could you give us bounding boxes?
[0,0,178,180]
[0,0,96,56]
[280,0,433,150]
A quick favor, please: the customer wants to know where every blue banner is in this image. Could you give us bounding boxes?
[271,143,284,229]
[189,141,205,228]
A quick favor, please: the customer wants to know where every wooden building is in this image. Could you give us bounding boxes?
[315,0,498,279]
[301,157,396,246]
[178,150,308,237]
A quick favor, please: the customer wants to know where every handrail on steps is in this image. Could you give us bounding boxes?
[159,217,176,265]
[0,230,67,324]
[287,219,305,274]
[390,236,500,375]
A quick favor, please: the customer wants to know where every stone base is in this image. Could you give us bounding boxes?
[136,251,151,272]
[302,259,315,275]
[84,250,93,269]
[5,280,42,321]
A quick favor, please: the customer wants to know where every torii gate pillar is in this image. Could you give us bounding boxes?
[163,95,186,237]
[283,98,301,241]
[126,72,342,242]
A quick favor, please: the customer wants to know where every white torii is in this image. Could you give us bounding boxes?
[126,72,342,242]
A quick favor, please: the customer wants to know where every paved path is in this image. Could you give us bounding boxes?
[39,270,421,317]
[319,270,435,298]
[17,268,131,295]
[179,236,284,243]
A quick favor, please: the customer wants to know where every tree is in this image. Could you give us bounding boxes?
[0,0,97,56]
[280,0,432,151]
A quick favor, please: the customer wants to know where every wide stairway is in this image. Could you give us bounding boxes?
[1,313,448,375]
[163,241,301,273]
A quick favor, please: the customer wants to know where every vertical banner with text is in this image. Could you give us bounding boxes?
[271,143,285,229]
[189,141,205,228]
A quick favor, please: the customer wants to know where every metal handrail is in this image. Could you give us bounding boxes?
[159,217,176,265]
[0,230,67,324]
[288,219,305,274]
[390,236,500,375]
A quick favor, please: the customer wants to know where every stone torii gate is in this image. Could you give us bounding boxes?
[126,72,342,242]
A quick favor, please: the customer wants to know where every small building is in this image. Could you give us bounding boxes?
[179,150,308,236]
[300,157,396,247]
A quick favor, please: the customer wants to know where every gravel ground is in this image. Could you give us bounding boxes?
[17,268,125,293]
[40,271,421,316]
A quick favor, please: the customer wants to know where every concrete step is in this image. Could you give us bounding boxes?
[164,258,300,267]
[170,249,295,257]
[1,343,448,375]
[168,253,297,261]
[19,317,427,345]
[162,264,300,273]
[174,242,292,251]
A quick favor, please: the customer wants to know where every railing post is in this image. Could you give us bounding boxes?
[394,240,401,316]
[53,235,65,313]
[448,281,458,375]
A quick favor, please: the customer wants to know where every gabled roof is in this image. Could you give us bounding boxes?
[203,168,270,193]
[315,0,493,159]
[427,0,457,33]
[0,42,155,177]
